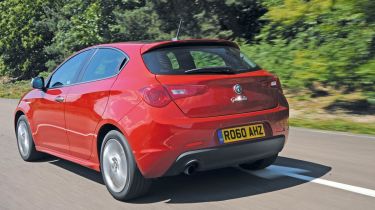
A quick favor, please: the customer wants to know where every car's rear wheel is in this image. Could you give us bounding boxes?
[239,154,278,170]
[16,115,44,161]
[100,130,151,201]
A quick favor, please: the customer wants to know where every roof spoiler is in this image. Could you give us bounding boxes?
[140,39,239,54]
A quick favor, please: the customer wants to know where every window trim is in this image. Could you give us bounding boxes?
[75,47,129,85]
[46,47,129,89]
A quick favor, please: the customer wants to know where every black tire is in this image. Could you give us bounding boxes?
[239,154,278,170]
[16,115,45,161]
[100,130,151,201]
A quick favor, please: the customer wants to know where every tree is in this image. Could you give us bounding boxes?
[110,1,168,42]
[243,0,375,97]
[0,0,55,79]
[151,0,265,39]
[0,0,267,78]
[44,0,103,70]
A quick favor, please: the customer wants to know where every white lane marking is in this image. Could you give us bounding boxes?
[248,165,309,179]
[240,165,375,198]
[291,127,375,139]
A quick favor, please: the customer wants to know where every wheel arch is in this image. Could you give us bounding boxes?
[96,123,121,162]
[14,110,25,133]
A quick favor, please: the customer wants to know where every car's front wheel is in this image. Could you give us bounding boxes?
[239,154,278,170]
[16,115,45,161]
[100,130,151,201]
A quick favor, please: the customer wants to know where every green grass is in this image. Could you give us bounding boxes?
[0,80,31,98]
[290,118,375,135]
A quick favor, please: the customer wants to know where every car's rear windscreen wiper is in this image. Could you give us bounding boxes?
[184,66,236,74]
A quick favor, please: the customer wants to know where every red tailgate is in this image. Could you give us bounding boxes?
[156,71,279,118]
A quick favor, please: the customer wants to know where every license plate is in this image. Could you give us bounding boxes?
[217,124,265,144]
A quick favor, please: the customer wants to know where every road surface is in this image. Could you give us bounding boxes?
[0,98,374,209]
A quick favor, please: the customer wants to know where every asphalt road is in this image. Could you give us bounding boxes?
[0,98,374,210]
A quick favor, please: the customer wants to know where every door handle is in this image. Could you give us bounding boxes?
[55,96,64,102]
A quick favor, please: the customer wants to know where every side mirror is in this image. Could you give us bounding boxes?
[31,77,45,90]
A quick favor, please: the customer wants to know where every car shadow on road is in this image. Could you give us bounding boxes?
[47,157,104,185]
[47,156,331,204]
[134,156,331,204]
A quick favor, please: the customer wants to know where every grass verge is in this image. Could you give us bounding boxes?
[0,80,31,99]
[290,118,375,135]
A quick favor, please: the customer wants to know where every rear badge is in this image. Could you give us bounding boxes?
[231,84,247,103]
[231,95,248,103]
[233,84,243,94]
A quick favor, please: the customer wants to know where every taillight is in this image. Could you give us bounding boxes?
[260,76,283,92]
[164,85,208,100]
[140,84,208,107]
[266,76,283,93]
[140,85,171,108]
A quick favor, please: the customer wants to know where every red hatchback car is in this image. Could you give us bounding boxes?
[14,39,289,200]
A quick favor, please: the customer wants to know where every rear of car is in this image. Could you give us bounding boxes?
[125,40,289,178]
[13,39,289,201]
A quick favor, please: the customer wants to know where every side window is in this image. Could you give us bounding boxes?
[48,50,93,88]
[81,48,126,82]
[190,51,226,68]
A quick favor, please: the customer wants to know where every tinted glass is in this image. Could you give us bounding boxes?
[142,46,260,75]
[190,51,226,68]
[49,50,92,88]
[81,48,125,82]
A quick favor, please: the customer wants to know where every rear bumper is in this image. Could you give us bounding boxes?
[118,100,289,178]
[164,136,285,176]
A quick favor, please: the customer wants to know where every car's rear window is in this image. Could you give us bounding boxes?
[142,45,260,75]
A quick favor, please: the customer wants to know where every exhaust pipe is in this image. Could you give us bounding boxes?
[184,160,198,176]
